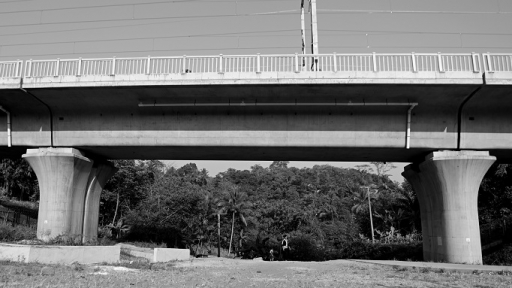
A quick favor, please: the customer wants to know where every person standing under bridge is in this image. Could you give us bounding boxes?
[281,234,290,260]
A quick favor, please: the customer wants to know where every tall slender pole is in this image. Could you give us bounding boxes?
[300,0,306,70]
[309,0,319,70]
[217,213,221,257]
[310,0,319,54]
[367,187,375,243]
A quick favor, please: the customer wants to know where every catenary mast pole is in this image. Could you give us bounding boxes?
[300,0,306,70]
[309,0,319,70]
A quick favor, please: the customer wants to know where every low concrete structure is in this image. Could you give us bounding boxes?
[0,243,120,264]
[402,150,496,264]
[154,248,190,262]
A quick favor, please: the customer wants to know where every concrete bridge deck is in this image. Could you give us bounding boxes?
[0,52,511,162]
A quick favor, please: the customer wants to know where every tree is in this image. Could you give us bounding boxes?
[269,161,289,170]
[0,159,38,201]
[101,160,164,226]
[217,183,250,255]
[370,162,397,179]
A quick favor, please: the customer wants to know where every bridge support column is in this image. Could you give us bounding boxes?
[22,148,115,243]
[82,162,117,243]
[402,151,495,264]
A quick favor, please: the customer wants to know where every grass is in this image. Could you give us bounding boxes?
[1,258,511,287]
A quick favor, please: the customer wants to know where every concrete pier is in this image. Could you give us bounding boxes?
[402,151,496,264]
[83,162,117,243]
[22,148,94,241]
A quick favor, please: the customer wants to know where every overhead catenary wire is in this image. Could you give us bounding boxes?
[317,8,512,15]
[2,44,511,59]
[0,29,299,47]
[0,46,302,58]
[0,0,295,15]
[4,22,512,38]
[0,0,33,3]
[0,19,209,37]
[0,10,299,28]
[1,30,509,52]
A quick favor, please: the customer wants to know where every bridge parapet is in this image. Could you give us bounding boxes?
[0,52,488,88]
[482,53,512,84]
[20,52,481,76]
[0,60,23,89]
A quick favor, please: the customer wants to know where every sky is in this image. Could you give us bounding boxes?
[1,0,512,60]
[1,0,511,180]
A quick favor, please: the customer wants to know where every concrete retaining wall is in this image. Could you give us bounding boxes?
[154,248,190,262]
[0,243,120,264]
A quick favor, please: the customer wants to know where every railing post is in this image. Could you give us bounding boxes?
[437,52,444,73]
[333,52,337,72]
[295,53,299,73]
[111,57,116,76]
[77,57,82,76]
[146,55,151,75]
[181,55,187,74]
[484,53,494,73]
[218,54,224,74]
[26,59,32,77]
[17,60,22,77]
[372,52,377,72]
[411,52,417,73]
[256,53,261,74]
[55,58,60,77]
[471,52,480,73]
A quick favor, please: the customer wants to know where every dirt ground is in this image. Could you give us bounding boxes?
[2,257,512,287]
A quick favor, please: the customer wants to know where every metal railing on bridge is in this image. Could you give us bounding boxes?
[0,60,23,78]
[2,52,511,78]
[483,53,512,73]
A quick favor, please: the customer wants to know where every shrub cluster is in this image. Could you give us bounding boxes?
[0,223,36,242]
[335,241,423,261]
[483,244,512,265]
[262,230,423,262]
[287,232,326,261]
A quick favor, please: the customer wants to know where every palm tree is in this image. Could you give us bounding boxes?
[351,189,369,214]
[217,183,250,256]
[352,185,379,242]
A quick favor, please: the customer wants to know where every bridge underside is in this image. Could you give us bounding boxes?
[0,82,512,162]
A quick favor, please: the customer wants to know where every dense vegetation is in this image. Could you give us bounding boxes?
[1,159,511,263]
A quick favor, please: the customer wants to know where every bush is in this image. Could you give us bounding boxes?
[0,223,36,242]
[287,232,326,261]
[337,241,423,261]
[122,224,184,248]
[484,244,512,265]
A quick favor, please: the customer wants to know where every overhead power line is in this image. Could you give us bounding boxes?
[2,45,512,59]
[0,46,301,58]
[4,28,511,46]
[317,8,512,15]
[322,29,512,36]
[0,19,196,37]
[0,0,33,3]
[3,21,512,38]
[0,29,298,47]
[0,0,295,15]
[0,10,299,28]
